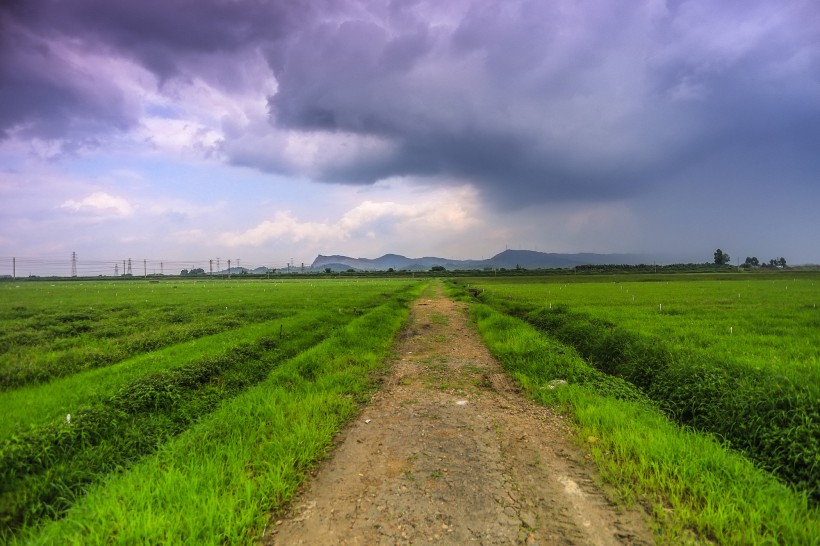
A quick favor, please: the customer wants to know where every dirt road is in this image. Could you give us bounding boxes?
[264,284,653,545]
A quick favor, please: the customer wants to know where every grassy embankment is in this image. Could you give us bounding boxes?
[451,275,819,544]
[1,279,422,542]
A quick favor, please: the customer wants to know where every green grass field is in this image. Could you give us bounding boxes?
[452,273,820,543]
[0,278,423,542]
[3,274,818,544]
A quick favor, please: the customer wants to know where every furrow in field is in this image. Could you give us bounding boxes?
[0,282,420,538]
[11,288,420,545]
[1,314,318,439]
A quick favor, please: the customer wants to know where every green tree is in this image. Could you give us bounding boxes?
[714,249,730,265]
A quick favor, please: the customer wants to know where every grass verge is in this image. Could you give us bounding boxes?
[470,301,819,544]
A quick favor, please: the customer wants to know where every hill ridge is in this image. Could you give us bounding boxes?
[311,250,648,271]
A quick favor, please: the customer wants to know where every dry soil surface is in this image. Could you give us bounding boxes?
[264,284,654,545]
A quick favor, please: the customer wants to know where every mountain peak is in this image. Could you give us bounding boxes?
[311,250,648,271]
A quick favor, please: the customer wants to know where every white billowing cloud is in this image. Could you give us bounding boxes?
[139,117,222,155]
[60,191,134,218]
[136,57,277,157]
[221,211,339,247]
[58,190,218,222]
[220,186,477,248]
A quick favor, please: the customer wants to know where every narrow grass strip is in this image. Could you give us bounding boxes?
[470,302,819,545]
[14,285,422,545]
[1,315,322,439]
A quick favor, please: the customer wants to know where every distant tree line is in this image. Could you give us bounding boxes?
[179,268,206,276]
[741,256,786,268]
[715,249,787,269]
[574,263,734,274]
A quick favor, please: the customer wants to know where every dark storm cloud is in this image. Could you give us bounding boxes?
[0,0,312,145]
[2,0,819,207]
[263,0,820,206]
[5,0,300,80]
[0,13,132,142]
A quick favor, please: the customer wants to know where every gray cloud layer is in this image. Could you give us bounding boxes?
[3,0,819,208]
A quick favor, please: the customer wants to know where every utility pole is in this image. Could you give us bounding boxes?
[127,259,132,276]
[209,259,213,275]
[12,257,15,280]
[123,260,126,276]
[114,263,119,276]
[160,262,164,275]
[143,259,147,278]
[71,251,77,277]
[217,257,221,276]
[228,259,231,279]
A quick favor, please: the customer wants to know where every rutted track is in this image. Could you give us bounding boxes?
[266,285,653,545]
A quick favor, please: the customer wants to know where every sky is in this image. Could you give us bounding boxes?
[1,0,819,276]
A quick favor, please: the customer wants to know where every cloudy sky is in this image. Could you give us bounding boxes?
[1,0,818,275]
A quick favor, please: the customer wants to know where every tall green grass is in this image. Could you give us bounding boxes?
[1,316,313,439]
[524,305,819,500]
[462,276,820,502]
[469,275,820,374]
[0,279,420,540]
[0,279,406,388]
[1,322,320,535]
[13,285,422,544]
[469,301,819,544]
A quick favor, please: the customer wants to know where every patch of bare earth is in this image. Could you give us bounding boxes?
[263,284,654,545]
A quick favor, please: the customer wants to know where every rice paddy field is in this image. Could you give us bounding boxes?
[455,272,819,543]
[0,278,423,543]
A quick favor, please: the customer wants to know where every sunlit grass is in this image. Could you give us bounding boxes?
[470,301,819,544]
[0,278,422,541]
[461,275,820,502]
[0,279,410,388]
[14,286,422,545]
[1,316,316,439]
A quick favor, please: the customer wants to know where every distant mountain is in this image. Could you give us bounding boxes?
[311,250,649,271]
[214,266,267,275]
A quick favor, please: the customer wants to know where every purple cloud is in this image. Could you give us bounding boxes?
[2,0,818,210]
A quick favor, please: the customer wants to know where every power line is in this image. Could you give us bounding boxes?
[0,256,301,277]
